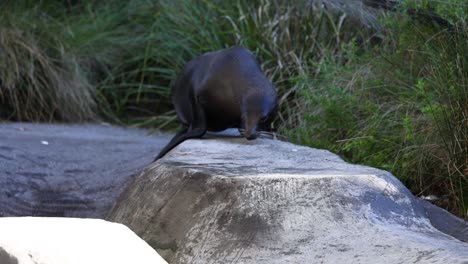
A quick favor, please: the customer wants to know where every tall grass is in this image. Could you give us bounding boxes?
[0,0,171,123]
[146,0,372,121]
[281,6,467,217]
[0,1,96,121]
[98,0,373,128]
[0,0,372,123]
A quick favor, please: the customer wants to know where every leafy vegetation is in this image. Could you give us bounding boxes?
[283,14,467,217]
[0,0,466,218]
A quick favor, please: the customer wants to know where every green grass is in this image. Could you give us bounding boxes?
[0,1,96,121]
[0,0,466,218]
[281,6,467,217]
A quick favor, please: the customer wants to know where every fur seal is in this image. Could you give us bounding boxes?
[154,46,277,161]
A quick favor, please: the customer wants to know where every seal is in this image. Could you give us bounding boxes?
[154,46,277,161]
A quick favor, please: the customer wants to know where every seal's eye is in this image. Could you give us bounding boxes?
[260,115,268,123]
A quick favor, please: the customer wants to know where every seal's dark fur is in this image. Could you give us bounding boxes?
[154,46,277,161]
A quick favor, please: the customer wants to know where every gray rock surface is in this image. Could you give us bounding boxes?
[0,217,167,264]
[107,136,468,264]
[0,122,170,217]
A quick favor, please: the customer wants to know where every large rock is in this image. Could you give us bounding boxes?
[0,122,170,217]
[107,135,468,263]
[0,217,167,264]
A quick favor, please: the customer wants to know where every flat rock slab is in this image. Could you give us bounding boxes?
[0,217,167,264]
[0,122,170,217]
[107,137,468,264]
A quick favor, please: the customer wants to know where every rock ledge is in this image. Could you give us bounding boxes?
[108,136,468,264]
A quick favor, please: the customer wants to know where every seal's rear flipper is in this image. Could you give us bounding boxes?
[153,128,206,161]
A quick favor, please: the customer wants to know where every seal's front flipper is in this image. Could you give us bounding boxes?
[153,127,206,161]
[154,129,186,161]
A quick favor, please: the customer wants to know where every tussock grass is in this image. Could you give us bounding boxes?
[0,0,373,123]
[0,2,96,121]
[281,7,467,217]
[105,0,374,129]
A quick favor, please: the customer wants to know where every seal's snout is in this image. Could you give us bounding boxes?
[245,132,258,140]
[244,127,258,140]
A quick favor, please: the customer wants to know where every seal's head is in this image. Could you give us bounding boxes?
[242,89,277,140]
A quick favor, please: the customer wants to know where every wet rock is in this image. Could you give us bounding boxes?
[108,136,468,263]
[0,122,170,218]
